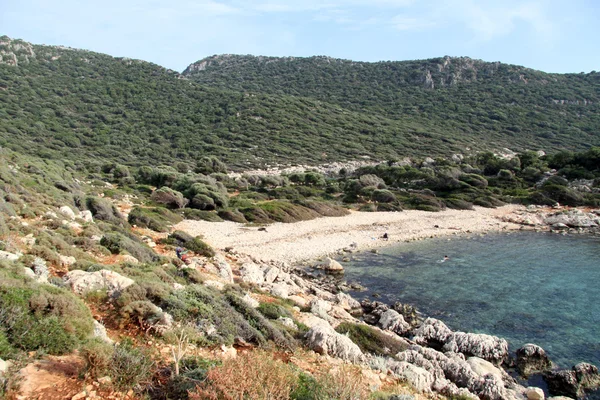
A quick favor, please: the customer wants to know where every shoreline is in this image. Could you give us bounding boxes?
[174,204,526,264]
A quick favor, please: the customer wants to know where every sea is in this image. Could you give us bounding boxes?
[340,231,600,371]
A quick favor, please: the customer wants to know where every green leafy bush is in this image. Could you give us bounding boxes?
[100,232,159,263]
[128,206,183,232]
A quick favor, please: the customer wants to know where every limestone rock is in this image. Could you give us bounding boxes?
[476,373,506,400]
[516,344,552,376]
[310,299,333,320]
[0,358,8,377]
[263,265,280,284]
[212,254,234,283]
[32,257,49,283]
[288,295,309,308]
[304,319,363,362]
[204,280,225,291]
[335,292,361,311]
[387,361,434,393]
[574,362,600,389]
[278,317,297,330]
[59,255,77,267]
[544,370,578,398]
[120,254,139,264]
[412,318,453,347]
[93,320,113,344]
[239,262,264,284]
[318,257,344,273]
[270,283,289,299]
[443,332,509,364]
[466,357,503,382]
[242,293,259,308]
[526,387,545,400]
[0,250,19,261]
[379,309,411,336]
[64,269,134,296]
[59,206,76,219]
[79,210,94,222]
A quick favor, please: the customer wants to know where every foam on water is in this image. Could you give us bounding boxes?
[342,231,600,369]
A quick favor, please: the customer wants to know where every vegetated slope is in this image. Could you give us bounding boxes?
[184,54,600,153]
[1,36,599,171]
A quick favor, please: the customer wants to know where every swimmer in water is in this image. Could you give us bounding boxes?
[438,255,450,263]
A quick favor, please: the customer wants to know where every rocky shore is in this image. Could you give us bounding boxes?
[174,205,600,399]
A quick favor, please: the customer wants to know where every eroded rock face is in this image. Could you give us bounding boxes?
[379,309,411,336]
[544,363,600,399]
[412,318,453,348]
[516,344,553,376]
[387,361,434,393]
[304,319,363,362]
[63,269,134,296]
[212,254,234,283]
[239,262,264,284]
[443,332,509,364]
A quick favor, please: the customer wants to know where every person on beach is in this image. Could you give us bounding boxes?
[176,247,189,263]
[382,232,389,241]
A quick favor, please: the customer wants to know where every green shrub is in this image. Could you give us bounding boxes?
[257,303,292,320]
[100,232,159,263]
[335,322,408,356]
[85,196,123,224]
[151,187,188,209]
[128,206,183,232]
[109,339,154,390]
[372,189,396,203]
[179,209,223,222]
[161,231,215,257]
[81,339,114,379]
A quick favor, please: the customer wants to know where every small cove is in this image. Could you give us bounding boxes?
[340,231,600,369]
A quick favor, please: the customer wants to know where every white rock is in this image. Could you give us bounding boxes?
[22,267,36,279]
[172,282,185,291]
[413,317,453,345]
[59,206,76,220]
[79,210,93,222]
[239,262,264,284]
[318,257,344,273]
[310,299,333,320]
[304,318,363,362]
[526,387,545,400]
[63,269,134,296]
[270,283,290,299]
[387,361,434,393]
[443,332,509,364]
[120,254,139,264]
[242,293,260,308]
[278,317,297,330]
[204,280,225,291]
[467,357,503,381]
[212,254,234,283]
[288,295,309,308]
[59,255,77,267]
[0,250,19,261]
[379,309,411,335]
[263,266,280,284]
[93,320,113,344]
[0,358,9,377]
[335,292,361,310]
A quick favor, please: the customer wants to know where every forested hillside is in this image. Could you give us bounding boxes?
[1,35,599,170]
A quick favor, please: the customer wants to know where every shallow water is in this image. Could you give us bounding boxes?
[341,231,600,369]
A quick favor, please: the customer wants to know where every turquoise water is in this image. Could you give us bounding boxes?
[341,232,600,369]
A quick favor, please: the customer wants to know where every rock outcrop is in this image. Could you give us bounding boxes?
[317,257,344,273]
[443,332,509,364]
[304,318,363,362]
[379,309,411,336]
[63,269,134,296]
[516,344,553,376]
[544,363,600,399]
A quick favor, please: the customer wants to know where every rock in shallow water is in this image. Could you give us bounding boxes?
[516,343,553,376]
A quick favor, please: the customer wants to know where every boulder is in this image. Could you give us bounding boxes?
[335,292,361,311]
[59,206,77,220]
[93,320,113,344]
[263,265,280,284]
[59,255,77,267]
[443,332,509,364]
[239,262,264,284]
[545,363,600,399]
[270,283,290,299]
[310,299,333,321]
[526,387,545,400]
[0,250,19,261]
[203,280,225,291]
[476,373,507,400]
[516,344,553,376]
[318,257,344,273]
[467,357,504,382]
[574,362,600,389]
[63,269,134,296]
[212,254,234,283]
[387,361,434,393]
[288,295,309,308]
[304,319,363,362]
[242,293,259,308]
[120,254,139,264]
[0,358,8,378]
[412,318,453,348]
[379,309,411,335]
[278,317,297,330]
[31,257,49,283]
[79,210,94,222]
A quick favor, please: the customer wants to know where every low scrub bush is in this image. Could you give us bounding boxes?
[85,196,123,224]
[179,209,223,222]
[128,206,183,232]
[161,231,215,257]
[110,339,155,391]
[257,303,292,320]
[190,350,298,400]
[151,187,188,209]
[335,322,408,356]
[100,232,159,263]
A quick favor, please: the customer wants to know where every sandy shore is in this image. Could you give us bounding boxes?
[174,205,526,264]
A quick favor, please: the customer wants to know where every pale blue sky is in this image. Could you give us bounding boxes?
[1,0,598,73]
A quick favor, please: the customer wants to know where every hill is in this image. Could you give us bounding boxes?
[1,36,599,169]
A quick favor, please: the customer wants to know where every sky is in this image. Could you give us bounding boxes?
[1,0,599,73]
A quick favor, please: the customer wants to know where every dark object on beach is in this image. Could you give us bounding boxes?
[224,246,234,253]
[258,227,268,232]
[382,232,389,240]
[434,225,440,228]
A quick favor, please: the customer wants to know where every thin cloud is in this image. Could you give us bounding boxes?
[391,15,436,31]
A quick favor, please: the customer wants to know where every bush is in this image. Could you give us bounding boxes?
[161,231,215,257]
[180,209,223,222]
[335,322,408,356]
[372,189,396,203]
[151,187,188,209]
[190,350,298,400]
[257,303,292,320]
[110,339,154,391]
[100,232,159,263]
[81,339,114,379]
[85,196,124,224]
[218,209,247,223]
[128,206,183,232]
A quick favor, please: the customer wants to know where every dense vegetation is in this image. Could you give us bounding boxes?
[1,36,599,170]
